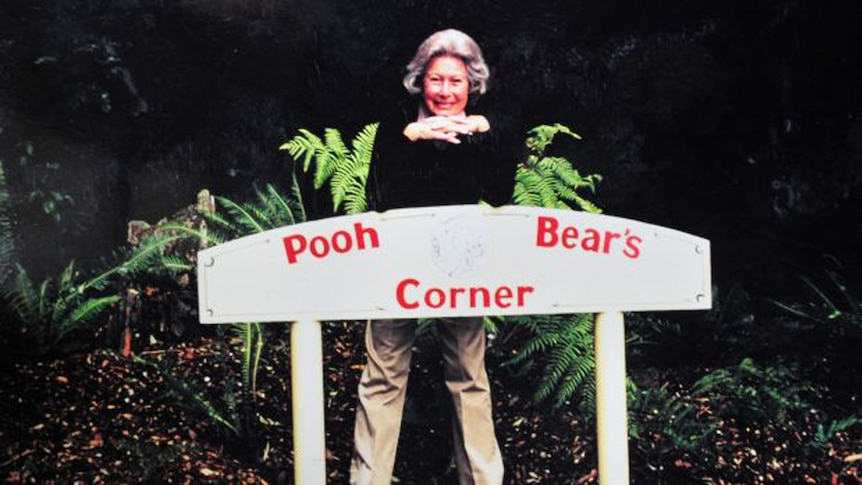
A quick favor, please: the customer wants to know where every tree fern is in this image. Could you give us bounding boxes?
[280,123,378,215]
[514,124,602,213]
[502,313,597,410]
[502,124,605,408]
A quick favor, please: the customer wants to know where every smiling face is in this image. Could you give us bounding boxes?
[422,55,470,117]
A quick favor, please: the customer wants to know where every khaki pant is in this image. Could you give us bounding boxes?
[350,317,504,485]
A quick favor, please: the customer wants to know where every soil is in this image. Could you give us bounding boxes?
[1,322,859,484]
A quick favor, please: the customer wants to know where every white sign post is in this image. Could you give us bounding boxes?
[197,205,711,484]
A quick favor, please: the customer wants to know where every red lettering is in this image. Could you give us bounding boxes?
[535,216,643,261]
[470,287,491,308]
[624,235,643,259]
[450,287,466,308]
[282,222,380,264]
[562,226,578,249]
[494,286,513,308]
[517,286,535,306]
[536,216,559,247]
[425,288,445,308]
[395,279,534,310]
[282,235,307,264]
[309,236,330,258]
[331,230,353,253]
[582,228,601,252]
[354,222,379,250]
[396,278,420,309]
[603,231,621,254]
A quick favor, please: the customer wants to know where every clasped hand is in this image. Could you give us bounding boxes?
[403,115,490,144]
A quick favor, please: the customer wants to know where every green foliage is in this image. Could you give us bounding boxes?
[629,382,717,457]
[202,180,307,243]
[280,123,379,215]
[122,185,307,441]
[808,416,861,451]
[502,314,596,409]
[5,262,121,356]
[15,141,77,224]
[130,323,272,441]
[127,181,306,289]
[513,124,602,213]
[769,263,862,400]
[131,355,240,435]
[691,358,810,426]
[232,322,264,398]
[628,285,756,367]
[771,265,861,331]
[2,230,184,357]
[496,124,603,408]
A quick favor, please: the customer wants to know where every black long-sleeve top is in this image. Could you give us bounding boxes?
[367,100,520,212]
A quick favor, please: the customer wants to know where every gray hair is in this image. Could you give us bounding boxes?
[403,29,490,96]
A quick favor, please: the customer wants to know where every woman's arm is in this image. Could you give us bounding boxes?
[403,115,491,144]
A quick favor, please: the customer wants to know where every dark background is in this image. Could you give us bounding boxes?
[1,0,860,304]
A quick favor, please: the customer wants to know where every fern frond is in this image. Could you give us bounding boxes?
[232,323,254,391]
[264,184,298,226]
[251,322,263,396]
[283,123,377,215]
[343,187,369,215]
[83,233,184,293]
[217,197,265,234]
[61,295,121,338]
[132,356,239,434]
[201,210,240,237]
[503,313,596,408]
[512,181,542,207]
[331,155,368,212]
[514,124,601,212]
[230,322,265,398]
[244,201,276,230]
[279,129,324,173]
[10,265,38,321]
[314,150,339,190]
[573,194,603,214]
[507,331,561,365]
[290,172,308,223]
[159,255,193,276]
[158,222,221,247]
[351,122,379,170]
[324,128,349,160]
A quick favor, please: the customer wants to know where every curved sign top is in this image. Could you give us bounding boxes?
[197,205,711,323]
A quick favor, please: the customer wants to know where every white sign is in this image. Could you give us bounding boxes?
[197,205,711,323]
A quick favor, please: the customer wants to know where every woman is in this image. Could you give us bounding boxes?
[351,29,516,485]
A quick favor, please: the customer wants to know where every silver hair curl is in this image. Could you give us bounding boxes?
[403,29,490,96]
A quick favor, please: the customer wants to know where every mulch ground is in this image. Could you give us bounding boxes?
[1,322,859,484]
